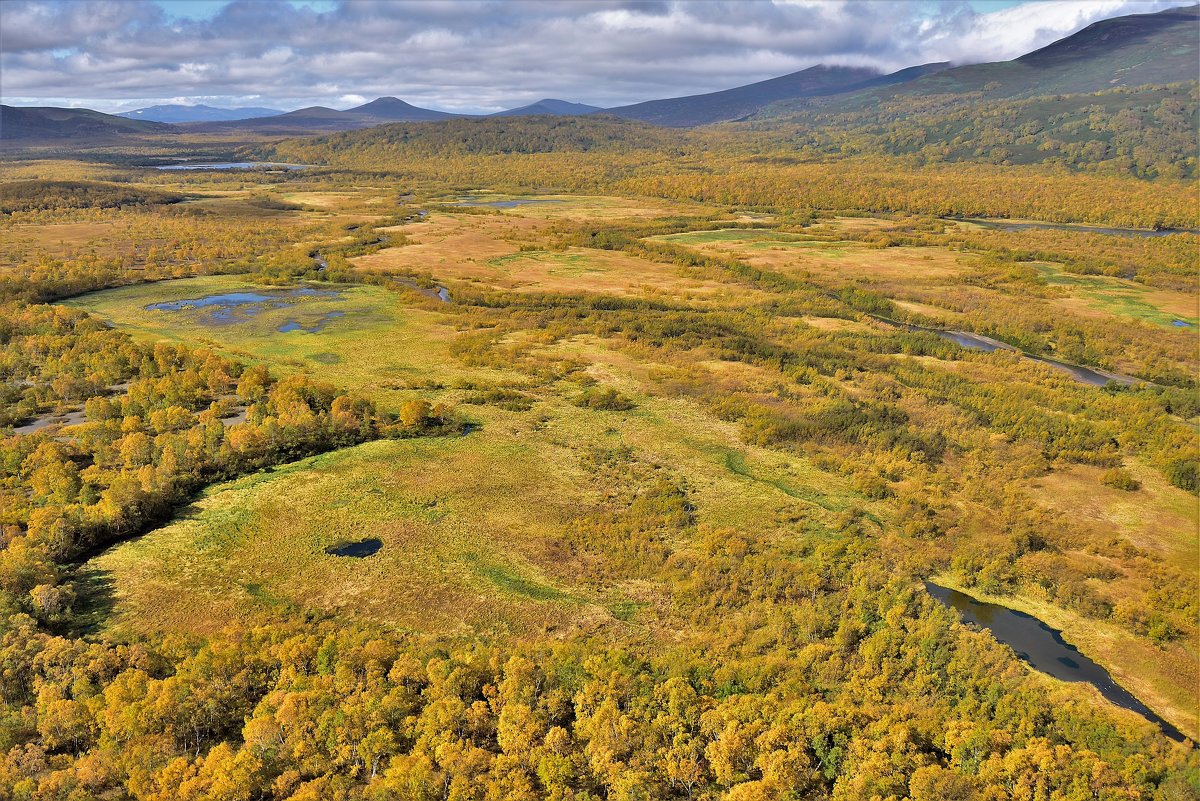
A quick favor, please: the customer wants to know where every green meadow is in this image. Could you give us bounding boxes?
[72,275,875,641]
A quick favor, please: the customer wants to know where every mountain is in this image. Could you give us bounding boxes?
[345,97,457,121]
[491,99,603,117]
[775,3,1199,114]
[602,63,951,127]
[117,104,284,123]
[182,97,457,134]
[0,104,171,143]
[180,105,363,134]
[739,6,1200,176]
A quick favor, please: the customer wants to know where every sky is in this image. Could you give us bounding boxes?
[0,0,1185,114]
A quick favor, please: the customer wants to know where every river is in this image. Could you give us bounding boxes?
[927,582,1185,742]
[869,315,1140,387]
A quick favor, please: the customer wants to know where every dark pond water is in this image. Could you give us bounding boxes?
[455,198,562,208]
[154,162,310,171]
[325,538,383,558]
[278,310,344,333]
[146,287,341,325]
[927,583,1185,742]
[958,218,1200,239]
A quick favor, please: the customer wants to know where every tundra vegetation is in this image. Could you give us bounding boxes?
[0,106,1196,800]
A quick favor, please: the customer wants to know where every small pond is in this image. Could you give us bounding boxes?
[326,538,383,558]
[146,286,342,325]
[153,162,311,171]
[927,583,1185,741]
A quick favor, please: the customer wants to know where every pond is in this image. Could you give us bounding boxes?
[153,162,311,171]
[956,218,1200,239]
[927,583,1185,742]
[325,538,383,558]
[146,286,342,325]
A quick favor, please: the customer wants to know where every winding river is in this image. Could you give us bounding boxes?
[870,314,1140,387]
[927,583,1185,742]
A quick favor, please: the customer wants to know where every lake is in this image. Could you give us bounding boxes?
[927,582,1185,741]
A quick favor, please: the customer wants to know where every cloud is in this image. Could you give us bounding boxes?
[0,0,1184,113]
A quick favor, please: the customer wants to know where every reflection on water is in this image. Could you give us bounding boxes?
[146,287,341,326]
[927,582,1185,741]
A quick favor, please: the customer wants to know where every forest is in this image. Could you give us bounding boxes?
[0,81,1197,801]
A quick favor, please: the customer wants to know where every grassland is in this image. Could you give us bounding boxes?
[1033,262,1198,327]
[65,275,517,413]
[72,271,879,644]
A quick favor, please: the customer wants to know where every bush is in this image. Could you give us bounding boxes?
[574,387,635,411]
[1100,468,1141,491]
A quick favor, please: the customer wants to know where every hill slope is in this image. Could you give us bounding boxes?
[0,105,172,143]
[768,3,1199,116]
[742,5,1200,176]
[260,115,682,166]
[603,63,951,127]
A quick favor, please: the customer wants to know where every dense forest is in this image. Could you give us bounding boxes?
[260,118,1199,229]
[751,83,1200,178]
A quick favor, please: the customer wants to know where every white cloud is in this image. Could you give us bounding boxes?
[0,0,1185,112]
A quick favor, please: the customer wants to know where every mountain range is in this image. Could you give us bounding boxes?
[116,104,284,123]
[1,4,1195,144]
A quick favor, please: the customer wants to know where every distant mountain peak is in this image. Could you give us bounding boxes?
[490,99,603,117]
[116,104,283,123]
[345,97,456,121]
